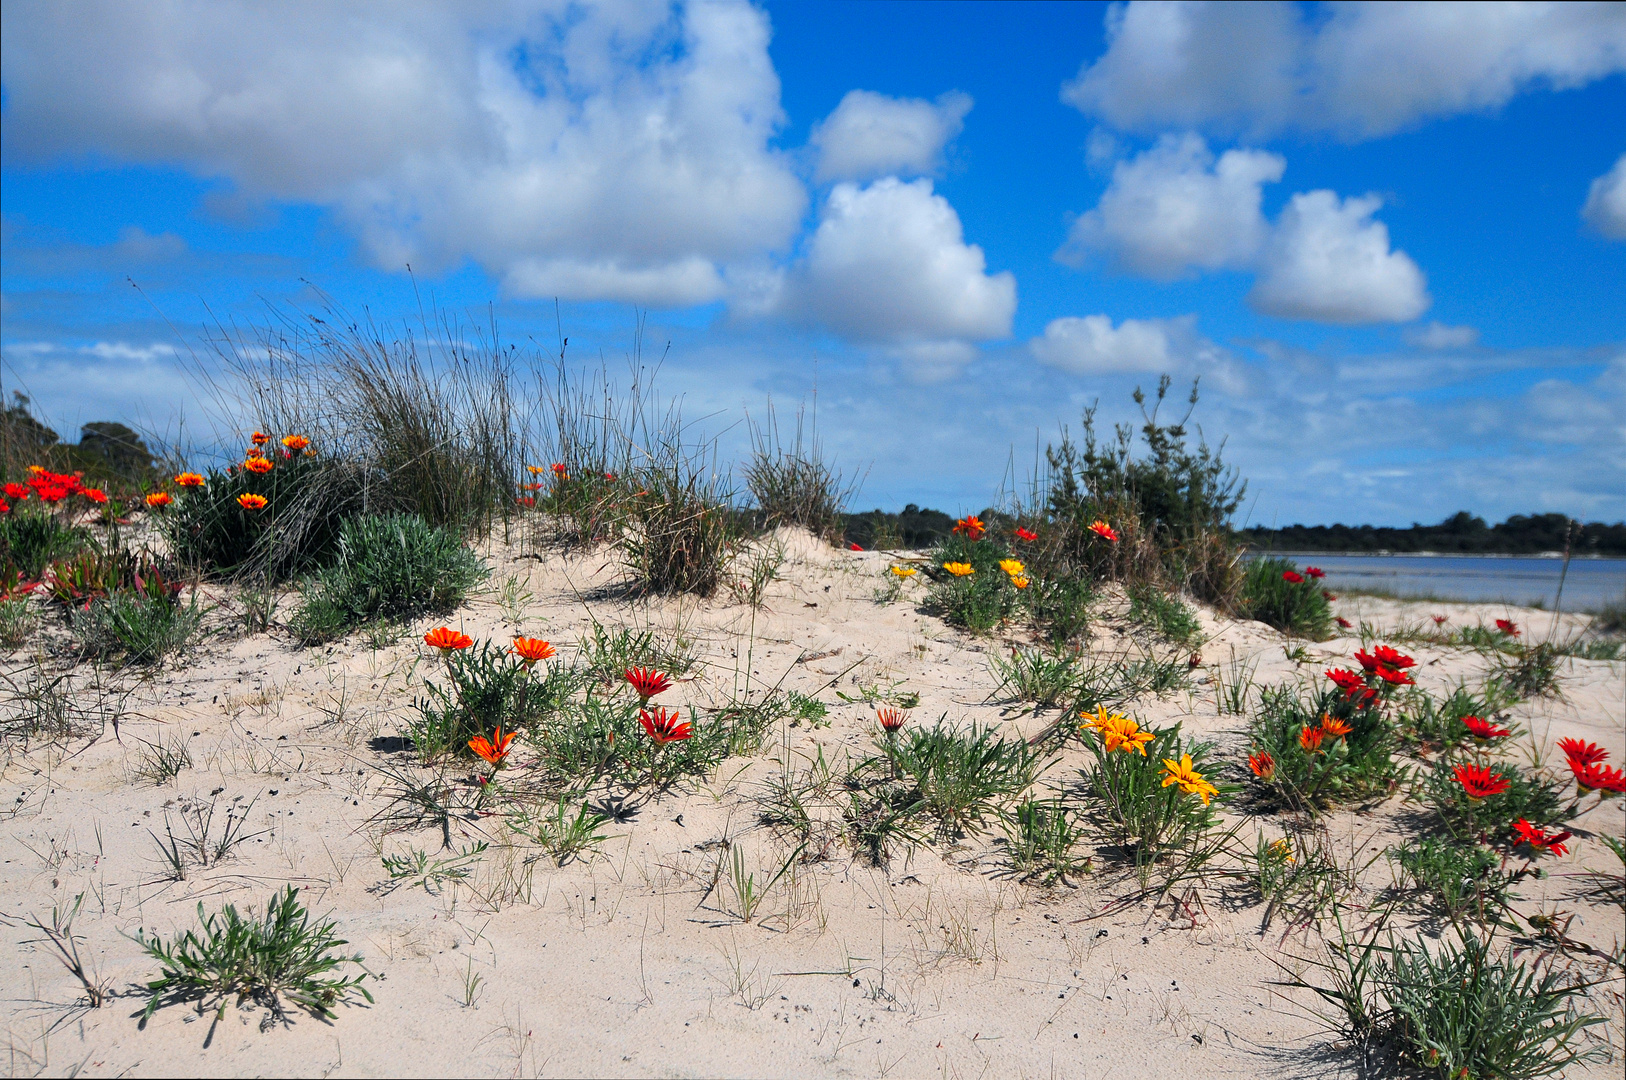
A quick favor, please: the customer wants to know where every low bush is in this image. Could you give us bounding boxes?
[73,588,205,665]
[293,514,485,643]
[743,403,856,542]
[1395,679,1516,756]
[135,886,372,1029]
[617,446,736,596]
[868,720,1046,840]
[1388,835,1517,925]
[1126,583,1202,645]
[1420,757,1570,840]
[408,640,579,758]
[1297,922,1604,1079]
[1245,670,1401,812]
[1001,795,1089,884]
[0,506,86,579]
[1238,557,1333,638]
[1023,574,1095,646]
[923,525,1023,633]
[1079,711,1228,882]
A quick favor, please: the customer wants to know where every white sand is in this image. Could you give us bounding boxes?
[3,529,1622,1077]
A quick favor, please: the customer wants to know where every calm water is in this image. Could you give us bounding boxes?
[1248,553,1626,610]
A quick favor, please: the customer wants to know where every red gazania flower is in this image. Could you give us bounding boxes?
[625,667,673,702]
[81,488,108,504]
[849,542,864,551]
[35,484,68,504]
[1014,527,1038,542]
[424,626,472,652]
[1305,567,1325,579]
[551,462,568,475]
[952,515,986,540]
[1557,738,1608,770]
[1375,666,1414,686]
[640,706,693,745]
[1325,668,1364,691]
[1282,570,1304,584]
[1087,519,1118,542]
[1322,590,1338,602]
[1353,649,1379,672]
[1336,617,1353,629]
[1574,762,1626,796]
[1299,725,1325,753]
[1371,645,1416,669]
[145,491,173,508]
[877,707,906,732]
[1462,716,1510,742]
[1248,750,1275,781]
[0,498,8,514]
[510,637,555,666]
[1432,615,1448,626]
[3,482,28,500]
[1495,618,1519,637]
[469,727,516,767]
[236,493,268,510]
[515,496,536,508]
[521,482,543,491]
[1510,818,1571,857]
[1453,762,1510,801]
[1320,715,1353,738]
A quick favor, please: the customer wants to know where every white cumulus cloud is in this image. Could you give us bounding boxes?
[1248,191,1430,324]
[1405,321,1480,350]
[1058,133,1283,278]
[777,178,1015,362]
[1064,1,1626,140]
[0,1,806,307]
[810,90,972,183]
[1028,313,1223,374]
[1582,153,1626,240]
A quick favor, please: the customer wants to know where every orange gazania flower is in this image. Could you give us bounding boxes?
[1248,750,1275,781]
[81,487,108,504]
[877,707,906,732]
[510,637,556,666]
[145,492,173,508]
[243,457,274,474]
[1453,762,1510,801]
[1299,725,1325,753]
[469,727,516,767]
[952,515,986,540]
[174,472,205,487]
[1096,713,1154,755]
[516,496,536,508]
[424,626,472,652]
[942,562,974,577]
[526,465,546,476]
[1014,527,1038,542]
[640,706,693,745]
[1319,715,1353,738]
[250,431,270,446]
[282,434,310,451]
[1087,520,1118,542]
[245,446,265,459]
[625,667,673,701]
[1010,575,1030,589]
[236,493,268,510]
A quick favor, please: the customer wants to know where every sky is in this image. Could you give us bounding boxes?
[2,0,1624,528]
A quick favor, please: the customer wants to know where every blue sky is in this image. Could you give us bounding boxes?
[3,1,1624,527]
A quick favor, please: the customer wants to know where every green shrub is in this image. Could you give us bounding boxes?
[1238,557,1333,637]
[135,886,372,1028]
[1023,574,1095,645]
[875,721,1046,838]
[1246,683,1399,811]
[164,448,357,580]
[1420,757,1570,839]
[0,507,87,579]
[292,514,485,643]
[1080,717,1227,877]
[1396,680,1516,756]
[0,596,38,648]
[1001,796,1089,884]
[409,641,579,758]
[73,588,204,665]
[924,532,1021,633]
[1127,583,1202,645]
[1388,835,1517,924]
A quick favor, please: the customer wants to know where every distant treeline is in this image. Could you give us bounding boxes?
[1240,512,1626,556]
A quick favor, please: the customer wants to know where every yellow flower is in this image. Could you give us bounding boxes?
[1097,714,1154,755]
[1011,575,1030,589]
[890,566,917,578]
[1161,754,1219,805]
[1079,705,1123,732]
[943,562,974,577]
[1270,837,1295,863]
[998,559,1025,576]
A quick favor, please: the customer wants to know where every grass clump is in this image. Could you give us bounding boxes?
[878,721,1046,838]
[292,514,485,644]
[618,445,736,596]
[1237,556,1333,638]
[1001,796,1089,885]
[1295,921,1604,1079]
[1388,835,1516,925]
[135,886,372,1029]
[72,585,205,665]
[744,402,857,543]
[0,506,86,579]
[1126,583,1202,645]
